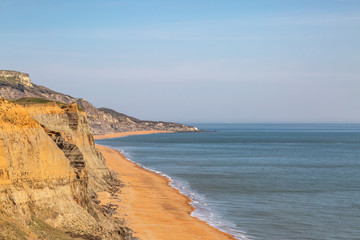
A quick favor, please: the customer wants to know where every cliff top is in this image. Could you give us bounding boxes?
[13,97,85,112]
[0,70,33,87]
[0,98,38,127]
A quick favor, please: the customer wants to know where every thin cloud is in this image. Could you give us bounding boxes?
[263,13,360,26]
[4,11,358,42]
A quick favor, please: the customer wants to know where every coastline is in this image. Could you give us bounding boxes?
[94,130,173,140]
[95,131,237,240]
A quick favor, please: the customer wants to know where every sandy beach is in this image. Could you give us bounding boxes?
[96,132,237,240]
[94,130,173,140]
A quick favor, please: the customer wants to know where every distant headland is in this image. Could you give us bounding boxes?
[0,70,199,135]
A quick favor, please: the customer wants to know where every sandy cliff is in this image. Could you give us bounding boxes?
[0,98,134,239]
[22,102,112,193]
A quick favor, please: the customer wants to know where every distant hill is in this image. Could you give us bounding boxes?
[0,70,198,135]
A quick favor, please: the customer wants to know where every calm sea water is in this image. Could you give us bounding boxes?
[96,124,360,240]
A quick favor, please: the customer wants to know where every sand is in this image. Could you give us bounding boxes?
[96,133,237,240]
[94,130,173,140]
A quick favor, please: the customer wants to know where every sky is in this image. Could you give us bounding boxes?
[1,0,359,123]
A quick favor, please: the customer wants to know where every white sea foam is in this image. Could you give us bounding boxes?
[113,147,252,240]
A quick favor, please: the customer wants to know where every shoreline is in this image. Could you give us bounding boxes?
[94,130,173,140]
[95,131,237,240]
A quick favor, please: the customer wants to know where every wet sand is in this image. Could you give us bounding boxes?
[96,141,236,240]
[94,130,173,140]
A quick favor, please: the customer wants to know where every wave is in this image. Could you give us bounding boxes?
[114,147,252,240]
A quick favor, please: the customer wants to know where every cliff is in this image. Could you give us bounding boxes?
[0,70,33,88]
[0,70,199,239]
[0,70,199,135]
[0,98,134,239]
[21,101,112,193]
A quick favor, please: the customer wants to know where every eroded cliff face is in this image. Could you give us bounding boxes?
[22,102,112,193]
[0,98,133,239]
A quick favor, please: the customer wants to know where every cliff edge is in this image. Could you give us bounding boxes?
[0,70,199,135]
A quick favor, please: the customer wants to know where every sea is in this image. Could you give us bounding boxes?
[96,124,360,240]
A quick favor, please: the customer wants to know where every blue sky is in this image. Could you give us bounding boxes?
[1,0,359,123]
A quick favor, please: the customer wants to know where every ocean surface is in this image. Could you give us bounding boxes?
[96,124,360,240]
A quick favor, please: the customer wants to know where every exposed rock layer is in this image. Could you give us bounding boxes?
[22,102,112,193]
[0,70,33,87]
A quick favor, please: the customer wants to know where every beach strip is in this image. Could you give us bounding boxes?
[94,130,173,140]
[96,143,237,240]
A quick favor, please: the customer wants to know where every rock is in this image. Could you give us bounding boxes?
[0,70,33,87]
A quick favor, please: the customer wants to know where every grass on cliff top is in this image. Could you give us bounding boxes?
[0,75,17,83]
[12,98,85,111]
[59,104,85,112]
[13,97,53,104]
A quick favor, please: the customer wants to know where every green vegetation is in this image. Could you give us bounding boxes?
[12,98,85,111]
[59,103,85,112]
[0,211,87,239]
[0,76,17,83]
[1,222,27,240]
[28,216,74,240]
[13,97,53,104]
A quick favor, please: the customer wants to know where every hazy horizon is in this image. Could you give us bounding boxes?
[1,0,359,123]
